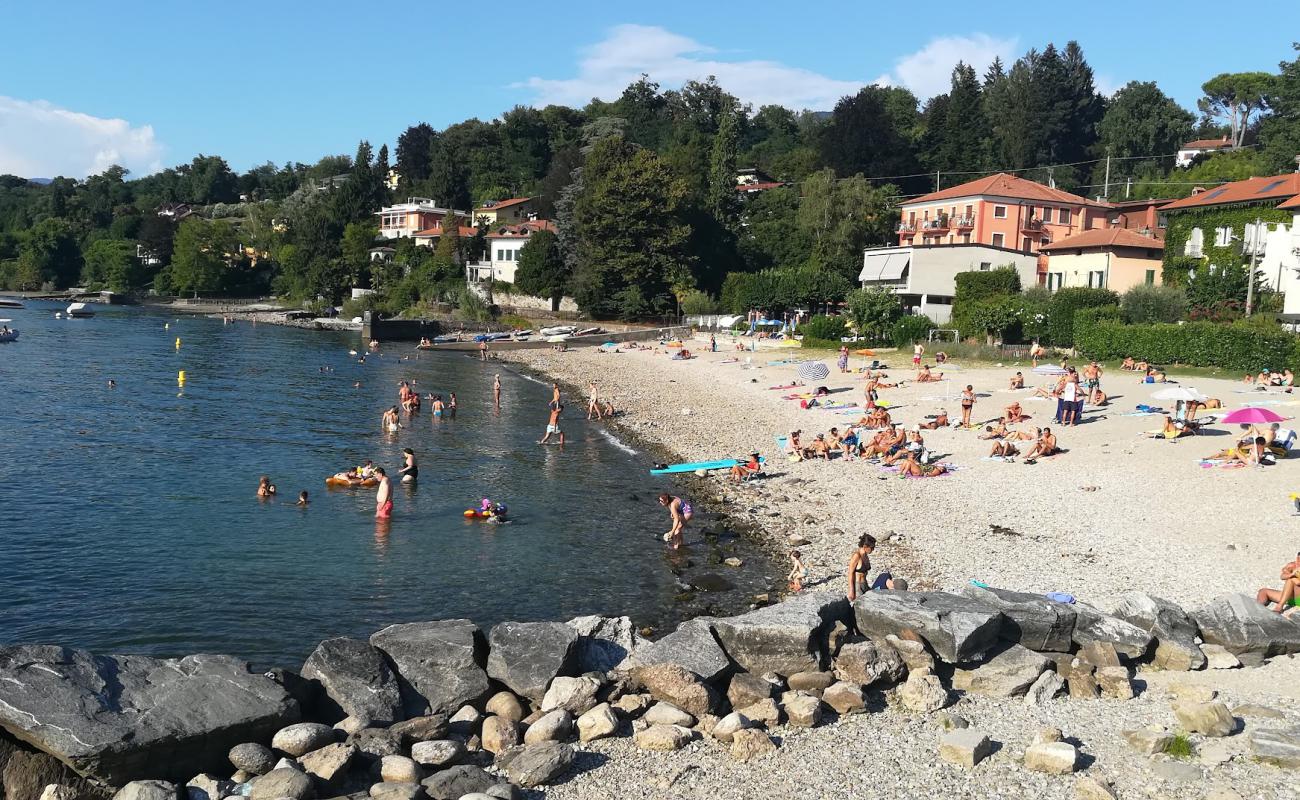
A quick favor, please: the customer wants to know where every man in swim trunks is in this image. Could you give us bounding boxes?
[1257,551,1300,614]
[1083,361,1103,404]
[913,342,924,368]
[1023,427,1058,463]
[1009,372,1024,389]
[539,403,565,444]
[375,468,392,518]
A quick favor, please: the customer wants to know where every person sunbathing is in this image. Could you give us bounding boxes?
[1005,427,1038,442]
[989,440,1019,458]
[915,365,944,383]
[729,453,763,482]
[1136,361,1150,372]
[1142,366,1167,383]
[1023,427,1058,463]
[1243,373,1256,385]
[883,428,925,465]
[1256,552,1300,614]
[826,428,844,451]
[1002,402,1026,423]
[1259,369,1275,385]
[1009,372,1025,389]
[786,430,805,462]
[1157,415,1191,440]
[980,422,1008,440]
[1284,369,1295,387]
[860,407,891,429]
[918,410,949,430]
[1031,384,1058,399]
[862,425,903,459]
[897,450,946,477]
[1202,397,1223,410]
[839,427,861,459]
[1121,357,1137,371]
[808,434,832,460]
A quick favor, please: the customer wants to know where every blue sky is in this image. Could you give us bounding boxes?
[2,0,1298,179]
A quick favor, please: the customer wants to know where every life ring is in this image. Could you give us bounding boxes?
[464,509,491,519]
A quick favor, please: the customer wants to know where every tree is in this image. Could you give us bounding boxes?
[427,131,471,210]
[19,218,82,288]
[171,218,237,296]
[940,63,989,172]
[1199,72,1275,148]
[707,108,741,229]
[433,213,462,267]
[137,214,176,268]
[81,239,141,290]
[818,87,920,185]
[1261,43,1300,173]
[1097,81,1195,162]
[341,222,378,289]
[396,123,436,185]
[797,170,897,280]
[845,287,904,340]
[514,229,569,311]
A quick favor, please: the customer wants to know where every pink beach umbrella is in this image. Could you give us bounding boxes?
[1221,407,1288,424]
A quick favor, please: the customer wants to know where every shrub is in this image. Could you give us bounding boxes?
[498,313,532,330]
[798,314,848,341]
[1047,287,1119,346]
[954,267,1021,301]
[801,337,844,350]
[1121,284,1187,324]
[681,290,719,316]
[845,287,903,341]
[1075,313,1298,373]
[890,315,935,348]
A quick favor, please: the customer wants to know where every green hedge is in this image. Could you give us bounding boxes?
[954,267,1021,301]
[891,315,935,348]
[798,314,849,340]
[802,337,845,350]
[1047,287,1119,346]
[1076,312,1299,373]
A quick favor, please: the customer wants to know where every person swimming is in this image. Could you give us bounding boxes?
[488,502,509,523]
[296,490,309,506]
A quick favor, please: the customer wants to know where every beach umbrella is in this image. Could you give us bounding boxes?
[1032,365,1068,375]
[1151,386,1207,402]
[797,361,830,382]
[1222,406,1288,424]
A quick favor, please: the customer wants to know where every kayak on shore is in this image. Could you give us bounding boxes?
[650,457,765,475]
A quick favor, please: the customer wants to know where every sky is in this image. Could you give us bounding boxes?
[2,0,1298,180]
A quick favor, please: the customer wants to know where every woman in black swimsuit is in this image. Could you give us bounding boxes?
[847,534,876,600]
[399,448,418,483]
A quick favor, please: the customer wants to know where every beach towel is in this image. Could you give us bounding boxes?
[1044,592,1076,604]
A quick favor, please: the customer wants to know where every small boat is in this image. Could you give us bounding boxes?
[539,325,577,337]
[650,457,765,475]
[0,298,23,309]
[0,320,18,343]
[66,302,95,318]
[575,327,601,336]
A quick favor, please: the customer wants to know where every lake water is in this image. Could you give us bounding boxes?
[0,302,772,667]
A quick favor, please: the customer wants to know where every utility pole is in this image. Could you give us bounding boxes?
[1245,215,1261,317]
[935,171,940,192]
[1102,152,1111,200]
[1125,178,1132,200]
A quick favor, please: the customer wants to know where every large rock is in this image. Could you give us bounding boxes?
[227,743,276,775]
[730,728,776,761]
[271,723,334,757]
[503,742,573,788]
[711,593,850,676]
[0,733,113,800]
[485,622,578,705]
[370,621,489,717]
[420,765,494,800]
[522,710,572,744]
[1109,593,1205,671]
[631,620,730,682]
[959,586,1076,652]
[112,783,178,800]
[953,645,1050,698]
[780,691,823,728]
[726,673,774,710]
[939,730,993,768]
[479,716,520,755]
[0,646,299,785]
[630,664,718,718]
[896,671,949,713]
[1023,670,1064,706]
[1069,603,1153,660]
[248,769,314,800]
[1023,742,1079,774]
[1250,727,1300,768]
[565,616,646,674]
[576,703,618,742]
[539,676,600,716]
[853,592,1003,663]
[643,703,694,727]
[409,739,464,768]
[388,714,449,747]
[832,640,906,687]
[822,682,866,715]
[1173,701,1236,737]
[297,742,355,784]
[1192,594,1300,666]
[301,638,403,724]
[633,725,693,751]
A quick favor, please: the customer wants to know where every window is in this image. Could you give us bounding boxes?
[496,249,505,261]
[1059,209,1071,225]
[1047,272,1064,291]
[908,212,916,224]
[1214,226,1232,247]
[1022,237,1032,253]
[961,234,970,244]
[993,205,1007,219]
[1158,214,1168,229]
[1185,227,1204,257]
[964,204,973,216]
[1256,179,1286,194]
[1087,270,1106,288]
[979,262,991,271]
[991,233,1005,247]
[1145,270,1156,286]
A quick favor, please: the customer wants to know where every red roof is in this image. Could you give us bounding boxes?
[1181,137,1232,150]
[1278,193,1300,210]
[486,220,555,239]
[475,197,532,212]
[1039,227,1165,252]
[904,173,1106,208]
[1159,174,1300,211]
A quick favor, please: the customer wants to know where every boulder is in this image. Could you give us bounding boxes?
[479,717,519,755]
[1065,662,1099,700]
[630,664,718,718]
[1070,603,1153,660]
[1095,666,1133,700]
[228,743,276,776]
[1077,642,1121,669]
[248,769,314,800]
[39,786,78,800]
[1073,776,1117,800]
[612,693,651,717]
[1023,670,1064,706]
[710,712,751,743]
[112,783,179,800]
[297,743,355,784]
[1201,644,1241,670]
[1173,701,1236,737]
[832,640,906,688]
[726,673,774,710]
[711,593,851,676]
[0,646,299,785]
[503,742,573,788]
[737,698,782,728]
[1249,726,1300,768]
[630,620,729,682]
[1033,727,1062,745]
[959,586,1075,652]
[347,727,401,763]
[565,616,646,674]
[420,765,495,800]
[897,671,949,713]
[539,676,601,716]
[369,621,488,718]
[786,671,834,695]
[379,755,422,784]
[1,734,113,800]
[484,692,525,722]
[183,774,231,800]
[576,703,618,742]
[522,710,573,745]
[953,645,1049,698]
[387,715,449,747]
[409,739,464,768]
[484,786,521,800]
[884,635,934,673]
[367,783,422,800]
[1193,593,1300,666]
[272,723,335,758]
[633,725,693,751]
[938,730,993,768]
[822,682,866,715]
[853,592,1003,663]
[301,638,404,725]
[643,703,695,727]
[730,728,776,761]
[485,622,578,705]
[780,691,823,728]
[1122,726,1173,755]
[1023,742,1079,774]
[1109,593,1205,671]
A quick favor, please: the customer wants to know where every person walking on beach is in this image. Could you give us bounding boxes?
[838,345,850,374]
[587,381,603,420]
[493,374,502,412]
[539,403,565,445]
[658,493,692,550]
[1030,340,1044,367]
[710,334,717,353]
[913,341,925,368]
[1083,361,1103,405]
[399,448,418,483]
[959,384,975,428]
[374,468,392,518]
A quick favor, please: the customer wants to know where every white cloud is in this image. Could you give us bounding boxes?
[877,34,1019,99]
[515,24,864,111]
[0,96,164,179]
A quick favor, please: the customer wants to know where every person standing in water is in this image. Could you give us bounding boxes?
[539,404,565,444]
[479,340,488,361]
[448,392,458,416]
[399,448,418,483]
[493,374,502,412]
[374,468,392,518]
[382,406,400,432]
[587,381,603,420]
[550,382,561,409]
[658,493,693,550]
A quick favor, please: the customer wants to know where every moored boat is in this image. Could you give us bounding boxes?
[0,320,18,342]
[66,302,95,318]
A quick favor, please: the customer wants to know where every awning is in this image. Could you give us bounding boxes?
[859,251,910,282]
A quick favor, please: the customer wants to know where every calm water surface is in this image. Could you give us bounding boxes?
[0,302,770,666]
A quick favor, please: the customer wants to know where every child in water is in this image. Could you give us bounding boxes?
[488,503,509,524]
[787,550,808,592]
[296,491,309,506]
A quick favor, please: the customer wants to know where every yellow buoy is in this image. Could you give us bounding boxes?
[178,370,186,387]
[175,337,181,350]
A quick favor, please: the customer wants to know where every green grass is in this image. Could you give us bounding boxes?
[1167,733,1195,759]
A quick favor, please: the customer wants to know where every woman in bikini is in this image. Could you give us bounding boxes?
[960,385,975,428]
[658,493,693,550]
[897,449,947,477]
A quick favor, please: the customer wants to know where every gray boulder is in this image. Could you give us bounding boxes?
[852,592,1003,663]
[1192,593,1300,666]
[248,769,314,800]
[0,732,113,800]
[228,742,276,775]
[420,765,495,800]
[631,619,730,682]
[486,622,578,705]
[503,742,574,788]
[1250,727,1300,768]
[0,646,299,785]
[958,586,1076,652]
[953,645,1050,698]
[1110,593,1205,671]
[1070,603,1153,660]
[301,638,403,724]
[565,616,647,673]
[725,673,774,710]
[370,621,489,717]
[112,783,178,800]
[271,723,334,758]
[711,592,850,676]
[832,640,906,687]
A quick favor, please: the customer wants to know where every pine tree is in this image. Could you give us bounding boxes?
[940,63,988,173]
[707,109,740,229]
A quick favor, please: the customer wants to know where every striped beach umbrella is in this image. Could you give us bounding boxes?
[797,361,830,382]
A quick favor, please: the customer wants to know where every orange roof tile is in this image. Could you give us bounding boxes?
[486,220,556,238]
[1278,193,1300,210]
[1158,174,1300,211]
[903,173,1107,208]
[1038,228,1165,252]
[1181,137,1232,150]
[475,197,533,212]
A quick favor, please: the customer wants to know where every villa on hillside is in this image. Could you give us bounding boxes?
[1175,137,1233,168]
[736,166,785,196]
[473,197,535,226]
[466,220,556,285]
[1039,228,1165,292]
[376,198,470,239]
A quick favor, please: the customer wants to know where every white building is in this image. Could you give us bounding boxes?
[859,245,1040,324]
[1273,193,1300,319]
[1175,137,1233,168]
[375,198,469,240]
[466,221,556,285]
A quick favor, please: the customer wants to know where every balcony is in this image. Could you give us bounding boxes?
[897,221,917,234]
[920,217,950,236]
[953,215,975,230]
[1021,218,1046,234]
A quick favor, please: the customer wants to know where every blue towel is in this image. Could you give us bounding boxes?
[1045,591,1076,604]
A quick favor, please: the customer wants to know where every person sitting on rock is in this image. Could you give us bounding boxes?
[1256,551,1300,614]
